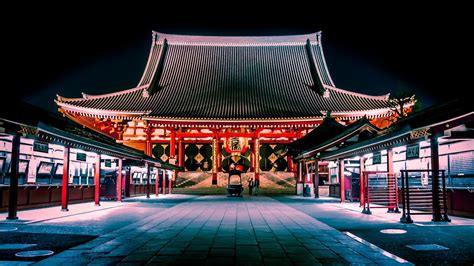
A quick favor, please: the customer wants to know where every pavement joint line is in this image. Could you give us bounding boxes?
[23,204,124,225]
[343,231,413,265]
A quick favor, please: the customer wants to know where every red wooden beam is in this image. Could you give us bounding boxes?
[61,147,70,211]
[259,133,297,138]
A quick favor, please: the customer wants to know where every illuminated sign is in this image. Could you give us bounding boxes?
[406,144,419,159]
[33,141,49,153]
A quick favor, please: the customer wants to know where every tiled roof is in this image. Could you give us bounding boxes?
[289,116,380,159]
[56,32,390,121]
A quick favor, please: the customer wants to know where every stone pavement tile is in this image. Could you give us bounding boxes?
[260,248,287,258]
[212,241,235,248]
[325,242,346,247]
[90,243,122,253]
[165,241,189,248]
[303,243,329,250]
[239,254,263,262]
[0,262,33,266]
[148,255,180,265]
[205,257,235,266]
[180,251,209,260]
[359,251,392,260]
[104,246,136,257]
[256,237,277,243]
[88,256,123,265]
[236,239,258,245]
[34,257,92,266]
[236,245,260,253]
[209,248,235,257]
[282,246,310,254]
[287,253,320,263]
[258,242,281,249]
[263,257,293,266]
[310,249,340,259]
[122,250,156,262]
[373,259,410,265]
[49,249,88,258]
[339,253,373,264]
[329,246,358,255]
[158,247,184,255]
[317,258,349,265]
[213,236,235,243]
[279,240,302,247]
[234,258,264,266]
[139,244,164,251]
[116,262,144,266]
[186,245,211,251]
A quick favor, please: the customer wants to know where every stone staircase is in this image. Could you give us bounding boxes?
[173,171,296,195]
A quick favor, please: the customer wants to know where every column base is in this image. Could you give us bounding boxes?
[61,208,69,212]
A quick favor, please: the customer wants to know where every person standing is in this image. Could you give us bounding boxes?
[248,177,254,196]
[254,178,260,196]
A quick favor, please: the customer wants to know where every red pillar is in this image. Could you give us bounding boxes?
[250,142,254,172]
[162,169,166,194]
[170,128,176,159]
[155,168,159,196]
[146,164,151,198]
[287,155,293,173]
[387,148,394,175]
[387,148,394,211]
[178,139,184,167]
[145,125,152,156]
[314,159,319,198]
[430,134,442,221]
[94,154,101,206]
[7,133,21,220]
[169,172,173,194]
[125,167,131,197]
[216,139,221,171]
[339,159,345,203]
[254,138,260,182]
[117,158,122,202]
[212,138,218,185]
[61,147,70,211]
[359,157,365,207]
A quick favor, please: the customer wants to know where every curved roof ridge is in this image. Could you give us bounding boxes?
[56,100,151,116]
[152,31,321,44]
[324,85,390,100]
[57,85,147,102]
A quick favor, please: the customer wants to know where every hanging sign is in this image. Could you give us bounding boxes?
[76,152,87,161]
[224,137,248,153]
[33,141,49,153]
[372,152,382,164]
[406,143,419,159]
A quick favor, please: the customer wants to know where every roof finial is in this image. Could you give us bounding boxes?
[152,31,158,45]
[315,31,322,45]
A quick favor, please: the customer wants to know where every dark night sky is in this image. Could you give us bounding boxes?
[4,4,471,113]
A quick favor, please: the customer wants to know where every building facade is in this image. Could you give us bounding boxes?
[56,31,394,187]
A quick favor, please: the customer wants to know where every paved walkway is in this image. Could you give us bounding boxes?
[30,196,407,265]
